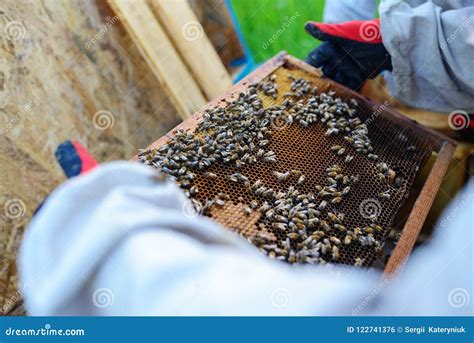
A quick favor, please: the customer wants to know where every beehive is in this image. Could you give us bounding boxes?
[138,53,456,272]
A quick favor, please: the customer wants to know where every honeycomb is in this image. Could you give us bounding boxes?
[144,63,434,268]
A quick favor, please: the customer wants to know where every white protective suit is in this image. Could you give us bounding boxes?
[19,162,473,316]
[324,0,474,112]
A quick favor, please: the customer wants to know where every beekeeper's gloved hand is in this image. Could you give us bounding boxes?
[305,19,392,91]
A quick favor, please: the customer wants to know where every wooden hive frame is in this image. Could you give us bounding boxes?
[134,52,457,276]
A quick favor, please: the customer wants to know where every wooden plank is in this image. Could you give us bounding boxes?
[108,0,206,120]
[149,0,232,100]
[384,142,456,275]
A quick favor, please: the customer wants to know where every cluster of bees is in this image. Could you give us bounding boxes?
[138,72,399,267]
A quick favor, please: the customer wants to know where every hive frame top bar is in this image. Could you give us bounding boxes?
[133,52,456,276]
[134,51,455,157]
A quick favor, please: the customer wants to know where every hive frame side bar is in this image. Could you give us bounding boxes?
[131,51,288,161]
[383,142,456,276]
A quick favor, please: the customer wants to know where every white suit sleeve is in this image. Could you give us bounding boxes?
[18,161,473,316]
[380,0,474,112]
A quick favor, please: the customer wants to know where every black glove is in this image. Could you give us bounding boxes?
[305,19,392,91]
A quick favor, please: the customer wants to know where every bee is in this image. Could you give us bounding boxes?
[344,235,352,245]
[379,190,391,200]
[368,153,378,161]
[215,199,225,207]
[273,171,290,182]
[334,224,346,231]
[332,246,340,259]
[330,236,341,245]
[297,174,306,185]
[377,162,388,173]
[203,172,217,179]
[331,197,342,204]
[243,206,252,216]
[387,169,397,184]
[318,200,328,210]
[407,145,416,152]
[320,220,330,231]
[354,257,364,267]
[189,186,198,196]
[290,169,302,176]
[311,231,325,240]
[364,226,374,234]
[265,209,275,219]
[372,224,383,232]
[252,180,262,190]
[274,215,288,223]
[273,223,288,231]
[299,119,308,127]
[325,127,339,136]
[337,148,346,156]
[342,186,351,196]
[344,155,354,164]
[330,145,342,152]
[327,212,338,222]
[249,200,258,209]
[287,232,299,240]
[377,173,386,182]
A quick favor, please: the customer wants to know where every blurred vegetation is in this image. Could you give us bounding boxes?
[230,0,325,63]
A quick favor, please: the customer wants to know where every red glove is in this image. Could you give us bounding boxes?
[55,140,98,178]
[305,19,392,91]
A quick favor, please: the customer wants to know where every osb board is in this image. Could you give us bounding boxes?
[0,0,181,315]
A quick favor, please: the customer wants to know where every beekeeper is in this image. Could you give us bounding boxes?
[305,0,474,113]
[18,161,473,315]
